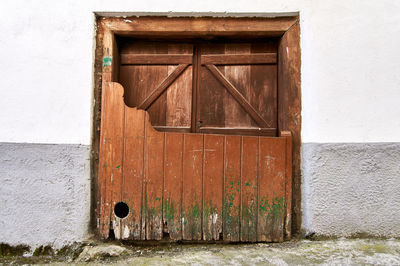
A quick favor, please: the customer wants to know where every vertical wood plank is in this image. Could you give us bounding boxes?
[280,131,292,239]
[182,134,203,240]
[251,42,278,128]
[164,133,184,240]
[166,44,193,128]
[119,42,168,126]
[98,82,125,239]
[143,114,164,240]
[203,134,224,240]
[121,107,145,240]
[224,43,252,127]
[278,22,301,235]
[241,136,258,242]
[223,135,241,241]
[258,137,286,242]
[198,43,226,129]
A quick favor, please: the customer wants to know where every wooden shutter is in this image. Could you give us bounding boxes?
[197,41,278,136]
[119,41,194,132]
[118,40,278,137]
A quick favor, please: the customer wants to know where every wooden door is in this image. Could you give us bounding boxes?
[97,38,292,242]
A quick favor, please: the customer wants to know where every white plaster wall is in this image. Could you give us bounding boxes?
[1,0,400,247]
[1,0,400,144]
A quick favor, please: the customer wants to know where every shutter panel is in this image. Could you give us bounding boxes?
[119,41,193,132]
[197,41,278,136]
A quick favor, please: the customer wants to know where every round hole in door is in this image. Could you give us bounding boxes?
[114,202,129,218]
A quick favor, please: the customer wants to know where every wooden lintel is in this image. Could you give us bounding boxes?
[101,16,298,37]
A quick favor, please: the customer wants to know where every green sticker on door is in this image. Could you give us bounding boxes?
[102,56,112,67]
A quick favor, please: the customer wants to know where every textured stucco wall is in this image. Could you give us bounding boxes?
[0,143,91,248]
[302,143,400,237]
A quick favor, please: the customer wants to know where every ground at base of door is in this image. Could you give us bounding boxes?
[1,238,400,265]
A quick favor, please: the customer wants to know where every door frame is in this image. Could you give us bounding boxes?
[91,15,301,238]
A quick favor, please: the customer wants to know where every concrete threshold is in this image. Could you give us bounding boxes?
[2,238,400,265]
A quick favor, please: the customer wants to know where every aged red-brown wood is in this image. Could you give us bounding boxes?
[197,42,278,136]
[258,137,286,242]
[164,133,184,240]
[121,54,193,64]
[182,134,203,240]
[278,22,301,235]
[103,16,298,37]
[203,135,224,240]
[95,16,300,241]
[122,104,145,240]
[138,64,189,110]
[223,136,241,241]
[200,53,276,65]
[143,113,164,240]
[281,131,293,239]
[97,82,292,242]
[98,82,124,239]
[241,136,259,242]
[166,44,193,128]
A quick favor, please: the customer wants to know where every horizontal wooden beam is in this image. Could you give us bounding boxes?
[121,54,193,65]
[152,126,191,133]
[101,16,298,37]
[199,127,276,136]
[201,53,276,65]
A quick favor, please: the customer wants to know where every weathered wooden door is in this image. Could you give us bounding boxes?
[98,39,292,242]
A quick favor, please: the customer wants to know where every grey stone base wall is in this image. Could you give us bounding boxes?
[0,143,91,248]
[302,143,400,237]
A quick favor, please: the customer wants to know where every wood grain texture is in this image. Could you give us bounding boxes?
[122,106,145,240]
[258,137,286,242]
[166,44,193,128]
[98,85,292,242]
[138,64,189,110]
[102,16,298,37]
[251,42,278,129]
[198,127,276,136]
[205,64,269,128]
[143,113,164,240]
[121,54,193,64]
[223,136,241,241]
[164,133,184,240]
[198,43,226,130]
[278,22,301,235]
[241,136,258,242]
[203,135,224,240]
[201,53,276,65]
[280,131,292,239]
[182,134,203,240]
[119,42,168,127]
[224,44,252,128]
[98,82,125,239]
